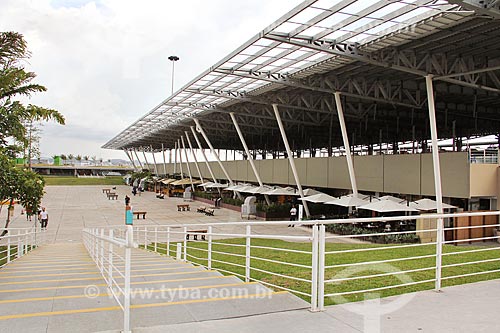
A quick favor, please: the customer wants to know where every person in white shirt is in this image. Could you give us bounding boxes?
[288,205,297,227]
[39,207,49,230]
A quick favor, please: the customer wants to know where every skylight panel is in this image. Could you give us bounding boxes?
[393,7,432,23]
[273,22,302,34]
[291,7,325,23]
[300,25,329,37]
[312,0,344,10]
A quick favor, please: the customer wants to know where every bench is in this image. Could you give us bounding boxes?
[107,193,118,200]
[197,206,206,213]
[102,188,111,194]
[186,229,207,241]
[205,208,214,216]
[177,204,190,212]
[134,211,147,219]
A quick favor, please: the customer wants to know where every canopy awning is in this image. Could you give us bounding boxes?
[160,178,177,185]
[171,178,201,186]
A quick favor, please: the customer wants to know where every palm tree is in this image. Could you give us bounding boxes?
[60,154,67,165]
[76,155,82,165]
[68,154,74,165]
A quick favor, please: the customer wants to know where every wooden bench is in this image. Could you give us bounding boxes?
[102,188,111,194]
[134,211,147,219]
[107,193,118,200]
[186,229,207,241]
[197,206,206,213]
[205,208,215,216]
[177,204,190,212]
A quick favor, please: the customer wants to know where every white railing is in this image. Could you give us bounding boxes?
[82,226,135,333]
[131,210,500,312]
[0,226,51,267]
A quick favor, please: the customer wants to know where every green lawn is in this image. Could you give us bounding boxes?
[144,238,500,305]
[0,246,18,267]
[43,176,125,186]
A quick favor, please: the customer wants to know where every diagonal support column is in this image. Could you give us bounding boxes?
[133,149,143,170]
[190,126,218,184]
[150,146,159,176]
[173,141,177,175]
[425,75,444,291]
[124,149,137,170]
[333,92,358,198]
[181,136,195,191]
[230,112,271,206]
[177,139,184,178]
[272,104,310,218]
[142,150,151,173]
[193,119,237,191]
[185,131,204,185]
[161,144,167,176]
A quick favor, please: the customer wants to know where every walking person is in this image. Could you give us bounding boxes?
[39,207,49,230]
[125,195,130,206]
[288,205,297,227]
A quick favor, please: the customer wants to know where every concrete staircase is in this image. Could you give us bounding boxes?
[0,243,308,332]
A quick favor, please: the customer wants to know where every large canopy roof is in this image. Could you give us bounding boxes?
[103,0,500,153]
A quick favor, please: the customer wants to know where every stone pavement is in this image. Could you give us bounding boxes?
[3,185,362,244]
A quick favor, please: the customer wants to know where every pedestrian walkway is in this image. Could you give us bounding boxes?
[0,243,308,332]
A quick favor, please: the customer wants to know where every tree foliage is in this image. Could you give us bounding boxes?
[0,31,65,235]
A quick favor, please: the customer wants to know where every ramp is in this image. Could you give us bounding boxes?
[0,243,308,332]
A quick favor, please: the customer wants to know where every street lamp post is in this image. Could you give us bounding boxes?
[168,55,179,95]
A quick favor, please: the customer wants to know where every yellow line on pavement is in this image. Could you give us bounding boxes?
[0,269,212,286]
[0,263,96,270]
[0,266,192,279]
[0,291,285,320]
[0,282,255,304]
[0,275,234,294]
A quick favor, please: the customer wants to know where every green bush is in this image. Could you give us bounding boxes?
[325,223,420,244]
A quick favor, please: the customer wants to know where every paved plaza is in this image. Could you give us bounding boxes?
[1,185,499,332]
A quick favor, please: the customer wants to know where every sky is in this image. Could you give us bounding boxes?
[0,0,305,160]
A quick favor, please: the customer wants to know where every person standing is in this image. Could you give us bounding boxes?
[39,207,49,230]
[288,205,297,227]
[125,195,130,206]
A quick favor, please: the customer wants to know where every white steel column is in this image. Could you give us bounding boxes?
[124,149,137,170]
[230,112,271,205]
[133,149,143,170]
[161,144,167,176]
[150,146,159,176]
[185,131,204,185]
[425,75,444,291]
[177,139,184,178]
[334,92,358,197]
[142,150,150,173]
[272,104,310,218]
[190,126,218,184]
[173,141,177,175]
[181,136,195,191]
[193,119,235,187]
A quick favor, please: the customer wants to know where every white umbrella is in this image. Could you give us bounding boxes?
[237,185,259,193]
[410,198,457,211]
[225,184,250,191]
[246,185,274,194]
[358,199,418,212]
[326,195,370,207]
[299,193,336,203]
[377,195,405,203]
[303,188,322,196]
[262,187,299,196]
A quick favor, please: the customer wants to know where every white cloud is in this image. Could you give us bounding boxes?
[0,0,304,159]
